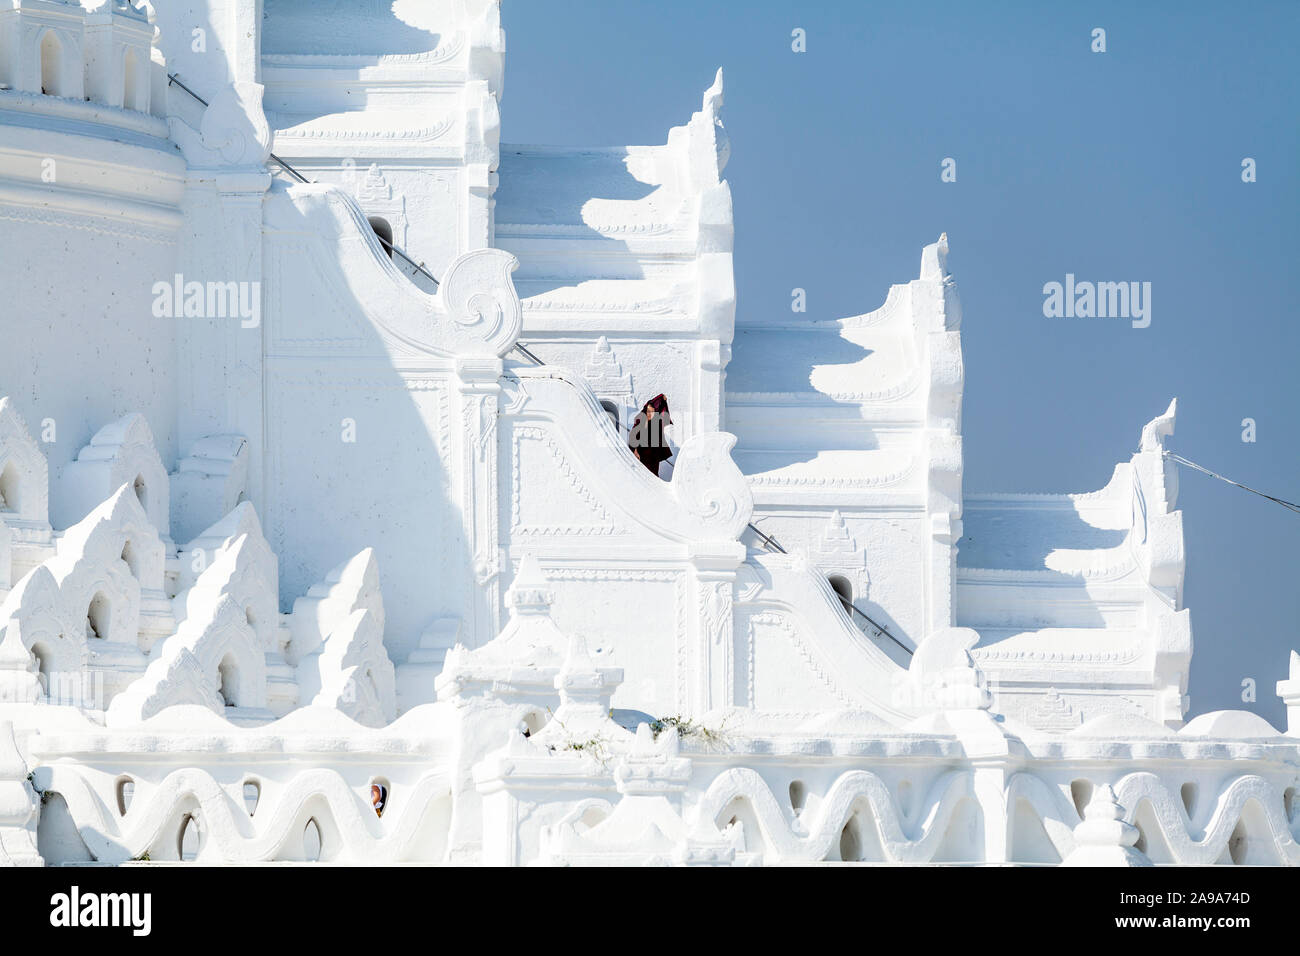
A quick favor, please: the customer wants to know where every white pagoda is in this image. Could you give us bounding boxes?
[0,0,1295,866]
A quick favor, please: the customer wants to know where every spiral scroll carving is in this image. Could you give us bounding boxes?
[671,432,753,541]
[438,248,522,356]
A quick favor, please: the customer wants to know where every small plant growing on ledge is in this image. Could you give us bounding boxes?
[543,714,614,768]
[561,737,605,756]
[25,771,48,803]
[553,735,614,770]
[648,715,724,745]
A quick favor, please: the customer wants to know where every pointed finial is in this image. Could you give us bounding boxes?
[705,67,725,109]
[561,633,597,676]
[1061,783,1150,866]
[506,555,553,615]
[1140,399,1178,452]
[634,722,656,753]
[1083,784,1127,826]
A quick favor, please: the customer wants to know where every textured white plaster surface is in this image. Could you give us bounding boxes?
[0,0,1293,867]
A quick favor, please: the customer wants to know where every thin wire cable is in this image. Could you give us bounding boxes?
[513,343,545,366]
[167,73,439,286]
[1163,451,1300,515]
[747,522,913,656]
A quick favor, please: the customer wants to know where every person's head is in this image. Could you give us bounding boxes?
[642,393,671,422]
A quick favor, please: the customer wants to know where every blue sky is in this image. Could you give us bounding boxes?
[502,0,1300,725]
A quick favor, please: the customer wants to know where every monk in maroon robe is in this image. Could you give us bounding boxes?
[629,393,673,477]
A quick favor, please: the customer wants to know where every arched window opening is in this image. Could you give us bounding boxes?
[217,655,239,708]
[828,575,853,612]
[369,777,389,818]
[31,643,52,697]
[242,780,260,816]
[87,592,111,640]
[116,777,134,816]
[120,540,141,580]
[0,461,20,512]
[40,32,63,97]
[1069,779,1094,819]
[788,779,807,814]
[123,48,145,111]
[303,818,322,862]
[1227,819,1249,865]
[369,217,394,258]
[1285,786,1297,824]
[1180,782,1198,818]
[839,817,863,862]
[132,474,148,512]
[521,710,546,737]
[599,400,620,433]
[178,813,200,861]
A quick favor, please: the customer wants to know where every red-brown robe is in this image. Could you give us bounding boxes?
[629,393,673,477]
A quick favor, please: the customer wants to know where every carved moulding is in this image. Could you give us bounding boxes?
[670,433,753,542]
[169,81,272,170]
[266,185,522,359]
[694,766,972,864]
[509,426,621,538]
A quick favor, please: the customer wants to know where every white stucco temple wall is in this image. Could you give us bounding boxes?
[0,0,1295,867]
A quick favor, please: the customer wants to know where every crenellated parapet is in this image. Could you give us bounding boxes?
[0,0,87,100]
[82,0,152,110]
[725,234,965,658]
[14,699,1298,866]
[7,480,169,701]
[0,403,400,727]
[106,593,264,725]
[0,0,156,112]
[7,552,1299,866]
[62,412,170,542]
[290,548,395,728]
[174,503,278,654]
[495,69,737,440]
[959,400,1192,730]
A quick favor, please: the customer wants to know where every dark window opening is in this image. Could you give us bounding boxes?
[828,575,853,612]
[599,400,620,432]
[369,217,394,258]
